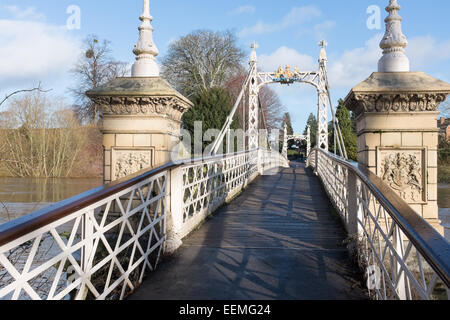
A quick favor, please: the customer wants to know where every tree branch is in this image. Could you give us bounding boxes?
[0,82,52,107]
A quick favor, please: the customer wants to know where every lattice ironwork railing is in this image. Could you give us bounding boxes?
[0,148,286,300]
[308,149,450,300]
[0,171,167,300]
[181,150,258,223]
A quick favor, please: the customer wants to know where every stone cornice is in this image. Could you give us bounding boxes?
[90,95,190,122]
[345,92,449,117]
[345,72,450,117]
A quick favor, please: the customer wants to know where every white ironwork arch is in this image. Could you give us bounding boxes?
[211,40,347,160]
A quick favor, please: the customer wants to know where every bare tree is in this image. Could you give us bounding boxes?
[439,99,450,118]
[161,30,245,97]
[0,82,51,108]
[259,86,285,132]
[0,92,90,177]
[69,35,129,124]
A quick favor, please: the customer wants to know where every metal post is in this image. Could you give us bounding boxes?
[314,149,319,176]
[317,41,329,152]
[347,170,359,235]
[80,210,95,300]
[393,226,408,300]
[165,168,183,254]
[248,43,259,150]
[307,125,311,157]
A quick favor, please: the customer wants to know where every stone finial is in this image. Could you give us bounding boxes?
[378,0,410,72]
[250,41,258,64]
[131,0,160,77]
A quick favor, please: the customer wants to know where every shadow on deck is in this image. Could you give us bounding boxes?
[129,162,368,300]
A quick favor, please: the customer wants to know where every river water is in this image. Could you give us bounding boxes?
[0,178,448,225]
[0,177,102,225]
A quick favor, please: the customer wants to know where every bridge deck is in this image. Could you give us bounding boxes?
[130,162,367,300]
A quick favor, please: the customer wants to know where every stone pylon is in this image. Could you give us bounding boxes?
[87,0,192,184]
[344,0,450,233]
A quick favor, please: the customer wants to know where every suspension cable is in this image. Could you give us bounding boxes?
[322,67,348,159]
[258,93,271,150]
[211,65,256,155]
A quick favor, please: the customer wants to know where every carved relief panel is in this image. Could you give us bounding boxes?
[376,148,427,204]
[111,148,153,181]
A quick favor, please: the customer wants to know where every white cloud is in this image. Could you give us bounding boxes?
[258,33,450,93]
[313,20,336,39]
[229,5,255,15]
[326,34,450,89]
[2,5,46,21]
[328,34,382,89]
[0,7,81,97]
[406,35,450,70]
[256,33,450,130]
[239,6,322,37]
[259,46,316,72]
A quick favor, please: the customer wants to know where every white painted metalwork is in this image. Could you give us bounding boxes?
[0,148,286,300]
[282,124,288,159]
[286,134,306,141]
[211,40,346,159]
[251,41,346,157]
[0,172,167,300]
[306,125,311,157]
[308,149,450,300]
[248,43,259,150]
[181,150,258,225]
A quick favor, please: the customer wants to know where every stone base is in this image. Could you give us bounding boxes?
[164,235,183,255]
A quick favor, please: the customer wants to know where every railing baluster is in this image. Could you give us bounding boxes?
[307,148,450,300]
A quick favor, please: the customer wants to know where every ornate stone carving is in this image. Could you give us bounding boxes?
[377,148,426,203]
[112,150,152,180]
[349,93,448,116]
[94,96,189,122]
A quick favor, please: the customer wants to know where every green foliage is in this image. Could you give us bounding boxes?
[438,135,450,183]
[282,112,294,136]
[182,87,238,154]
[304,113,318,147]
[329,99,358,161]
[281,112,294,149]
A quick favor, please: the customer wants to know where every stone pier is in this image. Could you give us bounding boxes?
[87,78,192,183]
[86,0,192,184]
[345,0,450,233]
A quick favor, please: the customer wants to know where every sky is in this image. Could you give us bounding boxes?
[0,0,449,132]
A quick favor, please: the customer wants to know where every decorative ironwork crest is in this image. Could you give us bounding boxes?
[273,66,301,84]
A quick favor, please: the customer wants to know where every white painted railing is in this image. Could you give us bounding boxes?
[308,148,450,300]
[0,148,286,300]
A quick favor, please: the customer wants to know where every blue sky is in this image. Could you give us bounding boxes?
[0,0,449,131]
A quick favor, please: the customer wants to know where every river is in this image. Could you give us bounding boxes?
[0,178,448,225]
[0,177,102,225]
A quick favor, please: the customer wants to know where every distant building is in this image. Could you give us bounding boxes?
[437,117,450,141]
